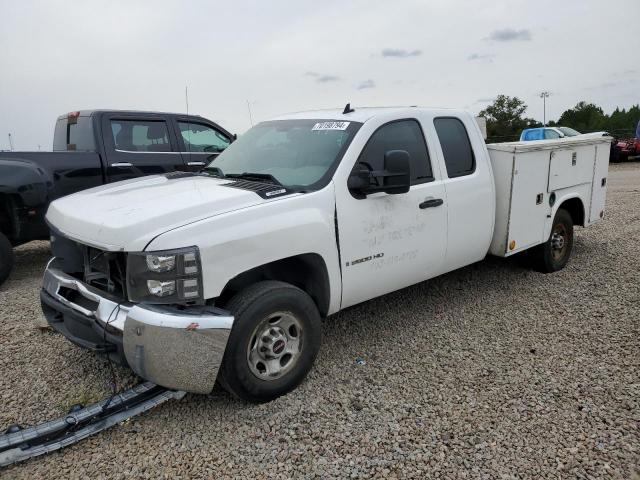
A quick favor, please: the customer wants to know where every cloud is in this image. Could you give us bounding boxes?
[475,97,495,104]
[381,48,422,58]
[585,81,617,90]
[357,79,376,90]
[305,71,340,83]
[467,53,495,62]
[485,28,532,42]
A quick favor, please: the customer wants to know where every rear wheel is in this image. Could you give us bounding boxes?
[530,208,574,273]
[219,281,321,402]
[0,232,14,286]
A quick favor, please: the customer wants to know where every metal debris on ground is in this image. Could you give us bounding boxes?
[0,382,185,467]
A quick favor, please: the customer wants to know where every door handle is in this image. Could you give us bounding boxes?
[419,198,444,209]
[110,162,133,168]
[187,161,206,166]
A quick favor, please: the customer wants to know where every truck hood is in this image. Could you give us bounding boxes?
[46,174,269,251]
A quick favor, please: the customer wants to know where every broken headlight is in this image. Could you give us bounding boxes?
[127,246,204,304]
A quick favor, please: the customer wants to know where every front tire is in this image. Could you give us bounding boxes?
[219,281,321,402]
[0,232,14,286]
[530,208,574,273]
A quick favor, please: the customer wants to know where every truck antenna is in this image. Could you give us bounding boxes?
[246,100,254,126]
[185,86,192,162]
[342,103,355,114]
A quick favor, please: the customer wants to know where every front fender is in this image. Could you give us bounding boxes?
[146,185,342,315]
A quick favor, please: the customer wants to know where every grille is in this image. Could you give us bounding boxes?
[83,246,128,299]
[51,232,127,299]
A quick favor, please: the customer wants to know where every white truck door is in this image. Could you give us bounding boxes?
[335,119,447,309]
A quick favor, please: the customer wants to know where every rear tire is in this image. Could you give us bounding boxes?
[219,281,322,402]
[530,208,574,273]
[0,232,14,286]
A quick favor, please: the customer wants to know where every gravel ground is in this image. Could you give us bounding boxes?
[1,163,638,479]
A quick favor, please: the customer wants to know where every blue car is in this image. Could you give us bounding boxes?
[520,126,607,141]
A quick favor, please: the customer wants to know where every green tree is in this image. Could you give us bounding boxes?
[479,95,538,141]
[557,102,606,132]
[604,105,640,137]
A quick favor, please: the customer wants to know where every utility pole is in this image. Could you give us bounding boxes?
[8,133,13,151]
[540,91,550,126]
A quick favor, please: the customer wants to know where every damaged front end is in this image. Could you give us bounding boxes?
[40,234,234,394]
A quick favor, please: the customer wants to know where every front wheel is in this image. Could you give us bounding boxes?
[219,281,321,402]
[530,208,574,273]
[0,232,14,286]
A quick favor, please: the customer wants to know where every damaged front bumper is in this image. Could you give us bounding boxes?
[40,259,234,394]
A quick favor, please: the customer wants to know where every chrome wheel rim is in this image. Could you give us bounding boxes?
[247,311,303,381]
[550,224,568,261]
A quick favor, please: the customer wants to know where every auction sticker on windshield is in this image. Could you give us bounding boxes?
[311,121,350,131]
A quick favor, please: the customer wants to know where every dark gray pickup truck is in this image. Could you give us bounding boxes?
[0,110,234,285]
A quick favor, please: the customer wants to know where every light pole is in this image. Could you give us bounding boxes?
[540,91,550,126]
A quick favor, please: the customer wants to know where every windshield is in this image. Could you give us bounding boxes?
[207,119,362,189]
[558,127,581,137]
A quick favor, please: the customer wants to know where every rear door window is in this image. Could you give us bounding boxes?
[434,117,475,178]
[110,120,172,152]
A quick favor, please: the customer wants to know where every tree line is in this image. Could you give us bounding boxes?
[479,95,640,143]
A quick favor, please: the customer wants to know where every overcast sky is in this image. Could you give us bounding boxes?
[1,0,638,150]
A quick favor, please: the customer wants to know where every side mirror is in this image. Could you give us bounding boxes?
[347,150,411,197]
[382,150,410,195]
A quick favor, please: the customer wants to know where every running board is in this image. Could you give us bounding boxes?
[0,382,185,467]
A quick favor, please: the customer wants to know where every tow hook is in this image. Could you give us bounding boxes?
[0,382,185,467]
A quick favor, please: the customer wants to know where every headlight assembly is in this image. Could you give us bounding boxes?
[127,246,204,304]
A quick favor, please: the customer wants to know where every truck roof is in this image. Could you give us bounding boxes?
[271,106,470,123]
[56,110,202,120]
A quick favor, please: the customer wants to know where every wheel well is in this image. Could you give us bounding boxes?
[558,197,585,227]
[217,254,331,317]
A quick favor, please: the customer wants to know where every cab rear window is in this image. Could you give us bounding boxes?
[53,116,96,152]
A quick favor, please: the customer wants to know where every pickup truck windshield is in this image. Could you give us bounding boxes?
[558,127,580,137]
[208,119,362,189]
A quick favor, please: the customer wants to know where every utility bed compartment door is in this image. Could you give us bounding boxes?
[588,143,609,223]
[548,147,594,191]
[508,153,550,253]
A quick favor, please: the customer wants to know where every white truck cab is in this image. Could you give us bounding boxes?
[41,106,610,401]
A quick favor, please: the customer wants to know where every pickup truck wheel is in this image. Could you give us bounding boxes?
[530,208,574,273]
[219,281,321,402]
[0,232,14,286]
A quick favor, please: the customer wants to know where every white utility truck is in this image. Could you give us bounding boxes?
[41,107,610,402]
